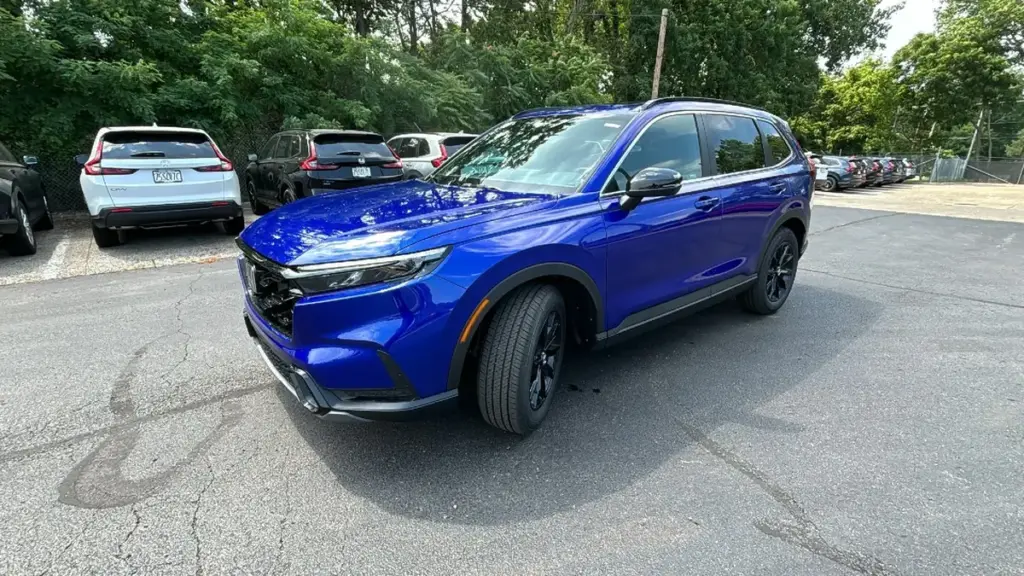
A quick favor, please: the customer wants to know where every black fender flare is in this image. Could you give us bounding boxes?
[445,262,604,391]
[764,209,808,261]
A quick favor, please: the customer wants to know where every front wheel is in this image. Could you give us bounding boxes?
[4,196,37,255]
[477,284,566,435]
[247,180,269,215]
[739,228,799,315]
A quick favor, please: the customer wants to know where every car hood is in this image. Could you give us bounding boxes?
[239,180,553,266]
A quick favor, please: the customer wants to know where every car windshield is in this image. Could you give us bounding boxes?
[428,113,636,194]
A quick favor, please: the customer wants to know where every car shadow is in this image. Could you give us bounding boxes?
[281,284,882,526]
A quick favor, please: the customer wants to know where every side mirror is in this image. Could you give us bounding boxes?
[22,155,39,166]
[619,167,683,211]
[247,153,258,163]
[74,154,88,166]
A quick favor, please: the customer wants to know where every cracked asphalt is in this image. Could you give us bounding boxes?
[1,205,1023,575]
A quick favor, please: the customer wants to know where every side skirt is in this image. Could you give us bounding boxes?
[594,275,757,349]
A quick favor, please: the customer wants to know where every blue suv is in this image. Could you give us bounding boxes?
[237,98,812,435]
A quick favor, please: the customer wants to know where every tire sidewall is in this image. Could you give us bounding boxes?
[514,292,566,431]
[824,176,837,191]
[14,195,35,249]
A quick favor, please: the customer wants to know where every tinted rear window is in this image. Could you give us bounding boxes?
[102,131,215,159]
[441,136,475,155]
[313,134,391,158]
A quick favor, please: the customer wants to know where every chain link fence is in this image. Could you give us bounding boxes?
[32,126,277,213]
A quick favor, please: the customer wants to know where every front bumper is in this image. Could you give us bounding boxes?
[246,313,459,422]
[93,201,242,229]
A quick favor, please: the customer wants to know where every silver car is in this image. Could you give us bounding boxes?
[386,133,477,179]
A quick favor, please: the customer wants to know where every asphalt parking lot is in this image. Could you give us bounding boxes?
[2,197,1023,574]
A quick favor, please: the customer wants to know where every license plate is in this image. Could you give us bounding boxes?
[352,166,371,178]
[153,170,182,183]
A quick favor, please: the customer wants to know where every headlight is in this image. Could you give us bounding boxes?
[283,246,450,294]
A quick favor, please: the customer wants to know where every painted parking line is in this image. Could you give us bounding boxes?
[38,233,71,280]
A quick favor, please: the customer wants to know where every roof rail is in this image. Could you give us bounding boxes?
[641,96,768,112]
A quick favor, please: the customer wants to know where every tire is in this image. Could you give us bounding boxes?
[739,227,799,315]
[35,194,54,231]
[406,171,423,181]
[223,215,245,235]
[4,195,37,256]
[91,221,120,248]
[247,180,269,215]
[476,284,566,435]
[823,175,838,192]
[281,187,297,205]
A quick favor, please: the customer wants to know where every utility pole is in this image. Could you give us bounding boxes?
[651,8,668,99]
[964,108,984,162]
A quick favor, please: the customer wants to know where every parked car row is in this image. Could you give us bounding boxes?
[807,153,916,192]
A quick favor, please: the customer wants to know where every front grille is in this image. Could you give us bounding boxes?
[242,255,300,338]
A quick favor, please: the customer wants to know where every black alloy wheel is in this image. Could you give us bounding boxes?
[529,311,563,411]
[765,242,795,304]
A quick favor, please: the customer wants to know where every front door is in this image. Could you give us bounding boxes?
[602,113,725,332]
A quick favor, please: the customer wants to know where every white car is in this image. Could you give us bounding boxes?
[78,126,244,247]
[386,132,477,179]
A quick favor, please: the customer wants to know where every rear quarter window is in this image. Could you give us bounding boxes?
[756,120,792,166]
[314,134,391,158]
[102,131,215,159]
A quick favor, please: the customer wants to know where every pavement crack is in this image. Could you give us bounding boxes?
[115,505,142,565]
[675,418,901,576]
[810,213,898,236]
[803,268,1024,310]
[191,457,215,576]
[35,516,92,576]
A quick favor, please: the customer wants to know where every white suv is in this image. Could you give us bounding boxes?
[79,126,244,247]
[386,133,477,179]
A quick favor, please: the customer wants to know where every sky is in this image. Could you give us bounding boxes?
[879,0,941,59]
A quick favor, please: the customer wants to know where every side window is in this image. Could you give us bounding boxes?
[287,135,302,158]
[259,136,279,159]
[0,142,15,163]
[398,138,422,158]
[605,114,703,194]
[389,138,407,157]
[273,135,293,158]
[757,120,792,165]
[417,139,431,156]
[704,114,765,175]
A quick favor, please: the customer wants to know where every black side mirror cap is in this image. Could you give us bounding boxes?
[620,167,683,211]
[22,155,39,166]
[74,154,88,166]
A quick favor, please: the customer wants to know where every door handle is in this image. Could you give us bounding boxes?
[694,196,720,211]
[769,182,788,194]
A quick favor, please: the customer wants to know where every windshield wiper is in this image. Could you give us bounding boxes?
[333,151,362,156]
[130,151,166,158]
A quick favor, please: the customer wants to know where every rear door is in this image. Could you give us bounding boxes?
[706,114,787,280]
[252,135,279,199]
[98,130,228,207]
[306,133,402,192]
[394,136,431,176]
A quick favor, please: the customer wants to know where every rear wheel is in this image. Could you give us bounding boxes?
[281,187,297,205]
[91,222,120,248]
[4,196,37,256]
[223,215,245,235]
[739,228,799,315]
[247,180,268,215]
[477,284,566,435]
[823,175,838,192]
